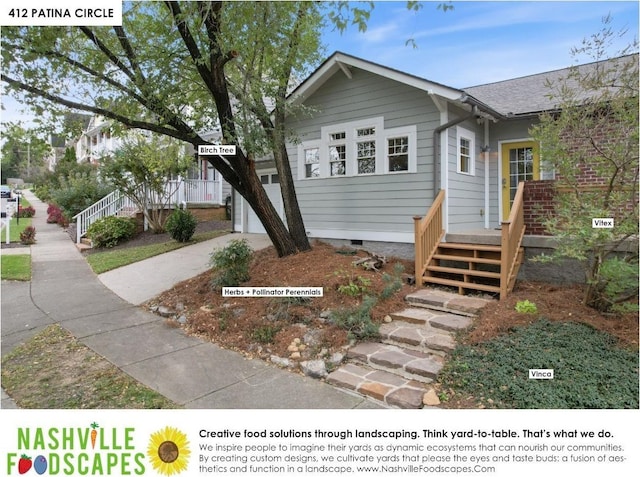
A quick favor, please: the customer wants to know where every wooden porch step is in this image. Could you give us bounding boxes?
[432,254,501,265]
[420,276,501,294]
[426,265,501,279]
[438,242,502,252]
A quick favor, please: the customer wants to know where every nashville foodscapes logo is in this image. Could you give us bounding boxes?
[5,423,190,476]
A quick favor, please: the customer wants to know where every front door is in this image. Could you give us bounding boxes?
[501,141,540,220]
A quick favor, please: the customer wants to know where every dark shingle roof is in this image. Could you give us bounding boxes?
[463,54,638,117]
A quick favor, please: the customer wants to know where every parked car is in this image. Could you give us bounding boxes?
[0,185,12,198]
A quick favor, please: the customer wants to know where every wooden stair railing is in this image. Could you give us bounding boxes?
[413,190,445,287]
[500,181,526,299]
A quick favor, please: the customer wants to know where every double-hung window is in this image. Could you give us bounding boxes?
[304,147,320,178]
[328,131,346,176]
[457,126,475,175]
[387,136,409,172]
[356,127,376,175]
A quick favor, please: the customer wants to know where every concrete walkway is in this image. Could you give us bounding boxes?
[1,190,382,409]
[98,233,272,305]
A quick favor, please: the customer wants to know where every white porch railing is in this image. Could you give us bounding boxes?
[72,179,221,243]
[170,179,222,204]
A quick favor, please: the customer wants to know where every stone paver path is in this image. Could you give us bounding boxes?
[326,288,491,409]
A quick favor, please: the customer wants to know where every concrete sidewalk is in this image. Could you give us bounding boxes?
[1,190,382,409]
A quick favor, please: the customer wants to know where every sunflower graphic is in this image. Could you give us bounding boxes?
[147,426,191,476]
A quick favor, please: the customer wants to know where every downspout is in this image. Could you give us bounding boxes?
[432,101,479,199]
[484,118,490,229]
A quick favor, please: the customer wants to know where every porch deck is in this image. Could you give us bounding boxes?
[447,228,558,249]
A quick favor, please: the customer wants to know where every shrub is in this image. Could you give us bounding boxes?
[596,256,639,313]
[165,208,197,243]
[380,263,405,300]
[210,239,253,289]
[87,216,136,248]
[330,295,379,340]
[20,226,37,245]
[334,268,371,297]
[51,171,112,220]
[251,325,280,344]
[14,206,35,218]
[515,300,538,314]
[46,204,65,225]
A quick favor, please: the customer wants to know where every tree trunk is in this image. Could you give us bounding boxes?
[240,170,297,257]
[273,141,311,252]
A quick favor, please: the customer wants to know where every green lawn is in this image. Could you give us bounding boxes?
[4,217,32,243]
[86,229,229,274]
[1,254,31,281]
[16,194,31,207]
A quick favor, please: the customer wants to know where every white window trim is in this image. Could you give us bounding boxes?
[385,125,417,174]
[297,140,320,180]
[456,126,475,176]
[298,117,417,179]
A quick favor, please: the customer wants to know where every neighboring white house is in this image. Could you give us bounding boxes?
[69,115,231,207]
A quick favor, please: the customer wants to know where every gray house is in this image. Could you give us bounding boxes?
[233,52,636,298]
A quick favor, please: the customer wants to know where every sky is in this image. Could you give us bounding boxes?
[1,0,638,130]
[320,1,639,88]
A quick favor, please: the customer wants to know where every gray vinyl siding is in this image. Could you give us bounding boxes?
[285,67,439,242]
[446,111,486,232]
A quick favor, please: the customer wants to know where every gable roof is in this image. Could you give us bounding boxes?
[463,54,638,118]
[289,51,469,105]
[290,51,638,121]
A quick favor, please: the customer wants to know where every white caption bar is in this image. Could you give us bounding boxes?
[529,369,554,380]
[198,145,237,156]
[222,287,323,297]
[1,1,122,26]
[592,218,614,228]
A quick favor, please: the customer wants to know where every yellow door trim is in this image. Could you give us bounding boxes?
[501,141,540,220]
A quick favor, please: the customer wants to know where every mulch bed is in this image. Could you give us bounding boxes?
[81,220,232,254]
[148,241,638,368]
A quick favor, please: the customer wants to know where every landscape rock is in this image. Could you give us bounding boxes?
[303,329,323,347]
[329,352,345,366]
[422,389,441,406]
[177,315,187,324]
[383,315,392,323]
[290,352,301,359]
[157,306,175,317]
[300,360,328,379]
[270,355,295,369]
